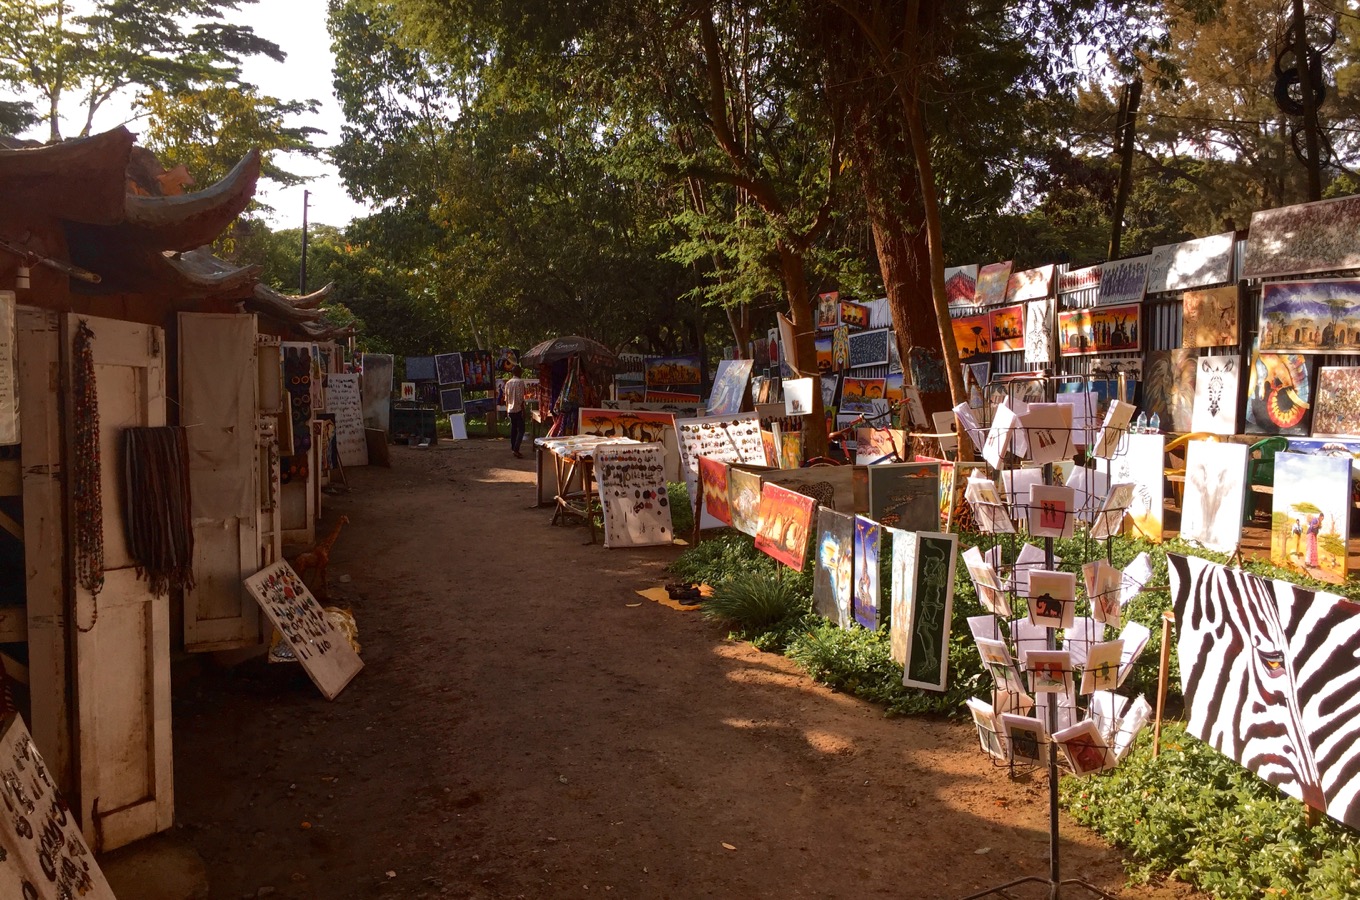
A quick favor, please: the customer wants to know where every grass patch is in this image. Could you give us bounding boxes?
[703,573,812,650]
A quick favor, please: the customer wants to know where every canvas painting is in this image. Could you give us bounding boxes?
[1180,440,1249,554]
[1147,231,1236,293]
[698,456,733,529]
[909,346,949,394]
[1006,264,1055,303]
[1190,354,1241,435]
[816,291,840,329]
[1025,299,1054,364]
[753,481,818,571]
[855,427,906,465]
[1183,286,1239,349]
[727,465,765,536]
[963,545,1008,617]
[595,443,674,548]
[945,264,979,307]
[1243,194,1360,279]
[434,351,464,385]
[868,462,940,531]
[1052,720,1116,776]
[989,304,1025,352]
[952,313,992,359]
[1259,280,1360,354]
[1058,303,1141,356]
[853,516,883,629]
[964,361,991,408]
[439,387,465,413]
[708,359,754,415]
[777,428,803,470]
[1058,264,1102,294]
[1000,714,1049,765]
[813,508,855,627]
[1028,570,1077,629]
[1170,553,1360,828]
[1141,349,1195,432]
[831,325,851,371]
[1028,484,1076,539]
[814,334,834,375]
[579,407,681,479]
[968,698,1009,761]
[839,300,871,329]
[1098,433,1164,542]
[1026,649,1074,695]
[762,465,856,515]
[848,328,892,368]
[462,349,495,391]
[842,376,887,404]
[891,530,959,691]
[1246,353,1314,435]
[1312,366,1360,436]
[976,261,1014,305]
[1096,255,1150,305]
[647,354,703,389]
[1271,451,1351,584]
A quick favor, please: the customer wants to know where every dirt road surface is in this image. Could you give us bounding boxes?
[173,441,1195,899]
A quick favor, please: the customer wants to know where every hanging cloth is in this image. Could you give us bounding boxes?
[123,426,196,596]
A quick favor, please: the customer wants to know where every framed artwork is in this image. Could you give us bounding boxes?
[439,387,465,413]
[816,291,840,329]
[814,334,834,375]
[952,313,992,359]
[1259,280,1360,354]
[1028,484,1076,538]
[1182,285,1239,348]
[1180,440,1249,554]
[1245,353,1314,435]
[813,508,855,627]
[595,443,674,548]
[707,359,754,415]
[945,264,979,307]
[1006,264,1055,302]
[847,328,892,368]
[753,481,818,570]
[1058,264,1101,294]
[1147,231,1235,293]
[867,462,940,531]
[1271,451,1351,584]
[1243,194,1360,279]
[646,354,702,388]
[1057,303,1141,356]
[1312,366,1360,436]
[1190,354,1241,435]
[1096,255,1150,305]
[1027,570,1077,629]
[839,300,871,329]
[726,465,765,537]
[891,529,959,691]
[976,261,1014,305]
[852,516,882,629]
[434,351,464,385]
[989,304,1025,352]
[698,455,733,529]
[1000,714,1049,766]
[1052,720,1116,776]
[1024,299,1054,364]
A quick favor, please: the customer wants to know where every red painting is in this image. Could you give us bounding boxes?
[753,482,818,571]
[699,456,732,526]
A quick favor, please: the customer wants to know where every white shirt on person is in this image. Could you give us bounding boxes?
[503,377,526,414]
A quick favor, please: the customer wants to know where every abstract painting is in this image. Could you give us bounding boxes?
[1170,553,1360,828]
[1271,451,1351,584]
[726,466,765,536]
[1246,353,1314,436]
[1183,285,1240,349]
[891,529,959,691]
[1142,349,1196,432]
[813,508,855,627]
[595,443,674,549]
[698,455,732,529]
[439,387,465,413]
[1259,280,1360,354]
[1147,231,1236,293]
[434,351,464,385]
[952,313,992,360]
[848,328,892,368]
[1243,194,1360,279]
[707,358,754,415]
[945,264,979,307]
[1190,354,1241,435]
[1025,299,1054,364]
[853,516,882,629]
[1057,303,1141,356]
[976,261,1014,305]
[868,462,940,531]
[1312,366,1360,436]
[1006,264,1055,302]
[989,304,1025,352]
[1180,440,1248,554]
[1096,255,1150,305]
[753,481,818,571]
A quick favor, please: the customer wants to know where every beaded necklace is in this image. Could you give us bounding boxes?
[73,321,104,629]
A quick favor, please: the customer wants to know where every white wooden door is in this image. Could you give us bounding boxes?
[64,313,173,851]
[179,313,263,651]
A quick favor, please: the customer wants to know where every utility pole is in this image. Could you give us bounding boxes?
[299,189,311,293]
[1294,0,1323,201]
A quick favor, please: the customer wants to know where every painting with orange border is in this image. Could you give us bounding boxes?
[990,304,1025,352]
[952,313,991,359]
[753,482,818,570]
[842,377,886,404]
[698,455,732,528]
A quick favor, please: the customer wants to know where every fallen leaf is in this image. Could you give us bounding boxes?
[975,847,991,855]
[626,603,642,608]
[721,842,736,851]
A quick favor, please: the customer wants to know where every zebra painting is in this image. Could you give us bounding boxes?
[1170,553,1360,827]
[1190,353,1241,434]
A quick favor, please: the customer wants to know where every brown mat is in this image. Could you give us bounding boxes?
[634,584,714,612]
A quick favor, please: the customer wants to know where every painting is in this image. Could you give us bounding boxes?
[839,300,871,329]
[832,324,851,371]
[1053,720,1117,776]
[439,387,465,413]
[1097,433,1165,542]
[1057,303,1141,356]
[945,264,979,307]
[1243,194,1360,279]
[964,360,991,408]
[1190,354,1241,435]
[968,699,1009,762]
[675,412,765,503]
[245,561,365,699]
[1026,649,1074,694]
[708,358,753,415]
[989,304,1025,352]
[777,428,803,470]
[813,508,855,627]
[868,462,940,531]
[578,408,680,481]
[698,455,733,529]
[1170,552,1360,828]
[1183,285,1240,349]
[1028,570,1077,629]
[814,334,834,375]
[727,465,765,536]
[1246,353,1314,435]
[1096,255,1150,305]
[1259,280,1360,354]
[762,465,856,516]
[853,516,882,629]
[753,481,818,571]
[842,376,887,404]
[434,351,464,385]
[1028,484,1076,539]
[891,529,959,691]
[646,354,703,388]
[1139,350,1189,432]
[461,349,496,391]
[1006,264,1055,302]
[1024,299,1054,364]
[1271,452,1351,584]
[909,346,949,394]
[595,443,674,548]
[816,291,840,329]
[952,313,992,359]
[848,328,892,368]
[976,261,1014,305]
[645,389,701,404]
[1000,714,1049,766]
[1147,231,1236,293]
[1180,440,1249,554]
[1058,264,1102,295]
[855,427,906,465]
[1313,366,1360,436]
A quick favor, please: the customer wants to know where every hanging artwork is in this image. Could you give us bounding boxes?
[1243,194,1360,279]
[595,443,674,548]
[839,300,871,329]
[852,516,882,629]
[674,412,765,503]
[1271,452,1351,584]
[726,465,765,536]
[816,291,840,329]
[698,456,733,529]
[890,529,959,691]
[1096,255,1151,305]
[1170,552,1360,829]
[868,462,940,531]
[842,376,887,404]
[1245,353,1314,435]
[646,354,702,388]
[434,352,465,385]
[400,381,416,401]
[461,349,496,391]
[814,334,834,375]
[495,347,520,374]
[1312,366,1360,436]
[1140,350,1189,432]
[847,328,892,368]
[976,261,1014,305]
[1005,264,1055,302]
[945,264,979,307]
[1180,440,1249,554]
[1183,286,1240,349]
[245,561,364,699]
[707,358,754,415]
[909,346,949,394]
[831,324,851,372]
[1024,299,1054,364]
[439,387,465,413]
[1190,354,1241,434]
[813,508,855,627]
[1259,280,1360,354]
[952,313,992,359]
[964,360,991,408]
[1058,264,1102,294]
[1028,570,1077,629]
[1147,231,1236,293]
[753,482,817,570]
[989,304,1025,352]
[1057,303,1141,356]
[762,465,856,515]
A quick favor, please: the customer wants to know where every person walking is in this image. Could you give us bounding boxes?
[503,365,527,458]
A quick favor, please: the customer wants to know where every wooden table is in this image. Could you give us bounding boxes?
[535,435,641,544]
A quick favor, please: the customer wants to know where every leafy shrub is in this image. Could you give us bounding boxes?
[702,572,812,649]
[667,481,693,536]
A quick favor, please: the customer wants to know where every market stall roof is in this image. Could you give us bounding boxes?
[522,336,618,369]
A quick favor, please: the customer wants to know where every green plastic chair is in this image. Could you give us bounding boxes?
[1245,435,1289,521]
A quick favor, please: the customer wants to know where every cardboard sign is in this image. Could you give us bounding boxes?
[325,373,369,468]
[245,561,364,700]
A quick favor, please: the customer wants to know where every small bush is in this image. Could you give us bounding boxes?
[667,481,694,535]
[703,572,811,644]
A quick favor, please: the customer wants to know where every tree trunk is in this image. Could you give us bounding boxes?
[777,241,829,458]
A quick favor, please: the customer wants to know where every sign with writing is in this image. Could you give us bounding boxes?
[0,713,115,900]
[0,292,15,445]
[245,561,364,700]
[325,373,369,468]
[595,443,674,548]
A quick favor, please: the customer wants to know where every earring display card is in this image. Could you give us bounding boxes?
[595,442,674,549]
[245,560,364,700]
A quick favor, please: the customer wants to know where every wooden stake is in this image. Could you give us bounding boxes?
[1154,610,1175,757]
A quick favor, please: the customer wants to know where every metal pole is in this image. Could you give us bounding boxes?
[1294,0,1323,201]
[300,189,311,294]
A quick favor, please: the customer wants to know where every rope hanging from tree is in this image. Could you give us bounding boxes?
[72,321,104,616]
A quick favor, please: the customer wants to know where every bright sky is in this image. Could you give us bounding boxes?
[15,0,370,230]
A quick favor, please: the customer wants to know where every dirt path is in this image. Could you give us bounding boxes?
[173,441,1196,899]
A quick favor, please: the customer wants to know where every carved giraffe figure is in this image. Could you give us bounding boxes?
[291,515,350,600]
